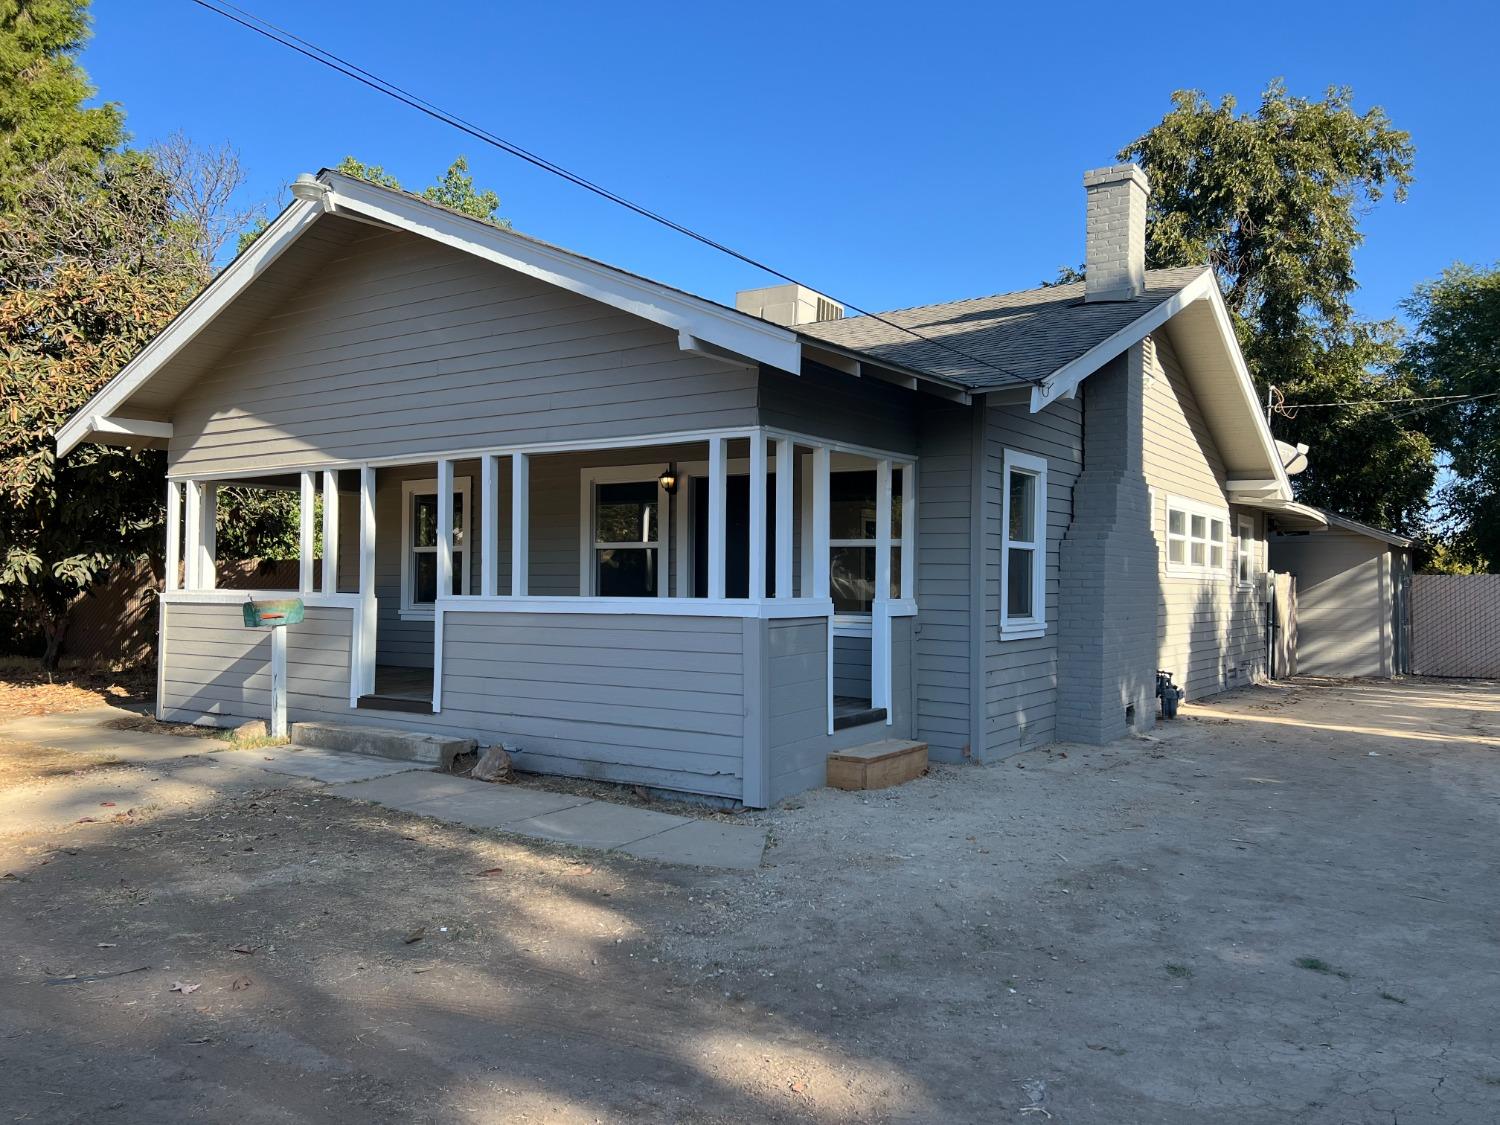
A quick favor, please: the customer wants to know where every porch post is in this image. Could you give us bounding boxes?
[748,431,766,600]
[875,459,892,605]
[873,459,893,718]
[481,454,498,598]
[708,436,727,599]
[321,470,339,596]
[811,446,830,598]
[774,438,794,598]
[900,462,916,600]
[357,465,376,698]
[298,470,316,593]
[164,481,182,593]
[436,458,454,599]
[182,480,201,590]
[511,452,529,596]
[195,481,218,591]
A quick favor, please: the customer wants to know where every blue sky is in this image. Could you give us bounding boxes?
[85,0,1497,325]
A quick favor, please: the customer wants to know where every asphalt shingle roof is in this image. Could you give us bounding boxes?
[795,266,1211,390]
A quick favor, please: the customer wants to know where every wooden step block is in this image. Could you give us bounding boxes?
[826,739,928,791]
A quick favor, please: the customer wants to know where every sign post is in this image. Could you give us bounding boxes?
[242,597,305,738]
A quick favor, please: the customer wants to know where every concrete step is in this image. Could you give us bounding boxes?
[289,721,475,768]
[826,739,928,791]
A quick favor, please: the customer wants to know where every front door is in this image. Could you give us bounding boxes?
[690,473,777,598]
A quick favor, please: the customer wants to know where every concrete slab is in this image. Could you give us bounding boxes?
[617,818,767,870]
[398,785,592,829]
[214,745,427,785]
[324,771,476,807]
[506,801,692,850]
[290,722,474,767]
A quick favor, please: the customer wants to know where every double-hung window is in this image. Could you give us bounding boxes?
[1000,450,1047,638]
[1164,496,1227,577]
[586,474,664,597]
[401,476,470,617]
[828,470,902,614]
[1236,514,1256,586]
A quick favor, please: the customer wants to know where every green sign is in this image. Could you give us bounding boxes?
[242,597,305,628]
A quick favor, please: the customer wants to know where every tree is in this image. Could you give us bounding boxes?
[336,154,508,226]
[0,0,123,210]
[151,131,265,268]
[0,155,206,666]
[1402,263,1500,571]
[1120,82,1434,531]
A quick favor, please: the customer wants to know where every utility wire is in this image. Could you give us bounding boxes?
[1274,391,1500,410]
[186,0,1043,388]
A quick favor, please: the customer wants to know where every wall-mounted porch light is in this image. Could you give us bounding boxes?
[658,464,679,495]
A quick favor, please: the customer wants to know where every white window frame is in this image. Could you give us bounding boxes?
[400,476,471,619]
[1164,494,1229,579]
[1236,513,1256,588]
[1000,449,1048,639]
[579,465,669,598]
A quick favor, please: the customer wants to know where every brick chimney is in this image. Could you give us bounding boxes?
[1083,164,1149,302]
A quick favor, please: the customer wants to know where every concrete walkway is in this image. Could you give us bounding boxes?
[0,708,765,870]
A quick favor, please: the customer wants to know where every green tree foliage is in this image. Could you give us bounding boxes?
[336,154,508,226]
[1402,263,1500,571]
[1121,82,1433,530]
[0,155,207,665]
[0,0,122,210]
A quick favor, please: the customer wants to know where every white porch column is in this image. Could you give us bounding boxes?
[511,452,529,596]
[357,465,376,698]
[873,458,893,718]
[298,471,316,593]
[811,446,830,599]
[875,458,892,605]
[321,470,339,596]
[748,431,766,600]
[481,454,498,598]
[164,481,182,593]
[900,462,916,600]
[708,436,727,600]
[774,438,794,598]
[183,480,217,591]
[436,458,454,599]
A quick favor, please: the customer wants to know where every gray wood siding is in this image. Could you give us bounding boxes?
[158,603,353,723]
[758,365,920,455]
[832,633,872,699]
[1145,331,1267,698]
[765,616,914,804]
[913,401,975,760]
[167,228,759,476]
[981,395,1084,756]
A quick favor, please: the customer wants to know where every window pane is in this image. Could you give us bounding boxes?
[830,544,875,613]
[1007,547,1034,618]
[1210,519,1225,544]
[890,546,902,599]
[1239,553,1249,582]
[413,551,437,604]
[595,481,657,544]
[453,492,465,545]
[1191,541,1205,566]
[413,494,437,548]
[891,473,904,539]
[1168,538,1185,564]
[1008,470,1035,543]
[1191,514,1206,540]
[1210,545,1224,569]
[1168,509,1185,536]
[596,547,656,596]
[830,471,877,540]
[451,551,464,595]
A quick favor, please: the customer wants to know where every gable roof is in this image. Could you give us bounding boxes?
[1318,510,1415,548]
[796,267,1207,390]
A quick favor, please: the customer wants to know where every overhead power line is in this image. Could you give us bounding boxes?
[186,0,1042,388]
[1274,392,1500,410]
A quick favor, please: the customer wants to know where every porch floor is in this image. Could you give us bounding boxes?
[357,665,435,715]
[833,695,886,731]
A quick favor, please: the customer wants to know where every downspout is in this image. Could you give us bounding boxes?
[968,398,988,760]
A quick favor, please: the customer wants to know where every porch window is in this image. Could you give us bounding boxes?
[1237,514,1255,586]
[1165,496,1228,577]
[1000,450,1047,638]
[591,479,661,597]
[826,470,903,612]
[401,476,469,617]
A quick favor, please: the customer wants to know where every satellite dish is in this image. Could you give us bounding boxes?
[1277,439,1309,476]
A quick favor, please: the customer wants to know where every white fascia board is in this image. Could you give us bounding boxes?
[1030,270,1294,504]
[89,416,174,441]
[322,174,803,374]
[55,198,327,457]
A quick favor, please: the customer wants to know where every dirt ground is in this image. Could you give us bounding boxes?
[0,659,152,718]
[2,676,1498,1124]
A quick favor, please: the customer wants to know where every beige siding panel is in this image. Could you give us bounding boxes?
[1145,331,1268,699]
[168,229,758,477]
[1270,531,1395,677]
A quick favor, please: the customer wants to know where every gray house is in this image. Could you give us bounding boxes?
[1270,512,1413,678]
[57,162,1326,806]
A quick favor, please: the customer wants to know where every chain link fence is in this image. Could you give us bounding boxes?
[1410,574,1500,679]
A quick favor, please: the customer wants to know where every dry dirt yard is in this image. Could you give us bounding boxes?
[2,677,1498,1124]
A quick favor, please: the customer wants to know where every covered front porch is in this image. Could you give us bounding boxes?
[158,426,917,806]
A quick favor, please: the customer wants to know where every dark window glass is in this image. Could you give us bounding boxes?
[831,545,876,613]
[595,481,657,544]
[413,494,437,548]
[1007,546,1034,618]
[830,471,877,540]
[414,552,437,604]
[596,547,656,597]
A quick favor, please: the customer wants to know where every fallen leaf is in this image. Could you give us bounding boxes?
[169,981,200,994]
[231,976,252,991]
[472,867,504,877]
[76,816,96,823]
[100,801,116,807]
[229,944,255,955]
[403,928,425,945]
[96,942,117,949]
